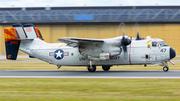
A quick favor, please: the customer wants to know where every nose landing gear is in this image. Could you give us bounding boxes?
[163,66,169,72]
[162,62,169,72]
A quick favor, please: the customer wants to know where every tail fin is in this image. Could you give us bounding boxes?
[35,27,44,40]
[4,23,44,60]
[23,24,38,39]
[4,27,21,60]
[12,23,27,39]
[13,23,43,40]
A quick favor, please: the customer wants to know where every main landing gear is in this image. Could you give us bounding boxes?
[87,60,96,72]
[87,65,96,72]
[102,66,111,71]
[87,60,112,72]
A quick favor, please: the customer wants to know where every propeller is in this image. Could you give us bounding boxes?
[136,33,141,40]
[121,36,131,52]
[118,22,132,60]
[119,22,131,52]
[135,23,144,40]
[119,22,128,36]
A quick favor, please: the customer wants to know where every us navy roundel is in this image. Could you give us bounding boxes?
[54,49,64,60]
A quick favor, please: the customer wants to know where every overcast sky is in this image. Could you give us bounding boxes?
[0,0,179,7]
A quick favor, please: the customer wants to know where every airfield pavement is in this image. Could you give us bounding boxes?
[0,70,180,78]
[1,55,180,78]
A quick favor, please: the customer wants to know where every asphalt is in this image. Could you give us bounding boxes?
[1,55,180,78]
[0,70,180,78]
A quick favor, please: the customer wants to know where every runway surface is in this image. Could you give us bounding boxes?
[0,70,180,78]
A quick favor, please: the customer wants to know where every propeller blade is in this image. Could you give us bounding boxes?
[122,45,127,52]
[135,23,144,40]
[119,22,128,36]
[136,33,140,40]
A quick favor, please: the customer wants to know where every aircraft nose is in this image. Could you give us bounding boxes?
[170,47,176,59]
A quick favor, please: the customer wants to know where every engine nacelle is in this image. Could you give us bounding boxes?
[109,47,121,53]
[99,53,110,60]
[99,52,120,60]
[88,52,120,61]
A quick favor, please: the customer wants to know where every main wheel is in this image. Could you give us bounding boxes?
[87,65,96,72]
[163,66,169,72]
[102,66,111,71]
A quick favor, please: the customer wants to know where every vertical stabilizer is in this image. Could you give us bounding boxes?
[4,27,21,60]
[23,24,38,39]
[4,23,44,60]
[12,23,27,39]
[35,27,44,40]
[13,23,43,40]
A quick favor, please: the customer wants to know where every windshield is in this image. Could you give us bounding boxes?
[159,41,168,46]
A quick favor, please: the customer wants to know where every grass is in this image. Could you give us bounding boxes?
[0,78,180,101]
[0,57,180,101]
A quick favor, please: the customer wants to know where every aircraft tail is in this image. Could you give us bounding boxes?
[4,23,44,60]
[4,27,21,60]
[35,27,44,40]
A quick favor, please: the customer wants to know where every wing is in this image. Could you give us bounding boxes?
[58,37,104,57]
[57,37,104,47]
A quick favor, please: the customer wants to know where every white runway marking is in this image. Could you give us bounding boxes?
[0,76,180,78]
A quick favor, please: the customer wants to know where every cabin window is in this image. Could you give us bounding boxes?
[152,41,158,47]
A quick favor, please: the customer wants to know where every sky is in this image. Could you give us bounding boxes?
[0,0,179,7]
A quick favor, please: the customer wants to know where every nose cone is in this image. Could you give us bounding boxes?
[170,47,176,59]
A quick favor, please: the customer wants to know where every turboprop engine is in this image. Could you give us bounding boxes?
[88,46,121,61]
[80,36,131,61]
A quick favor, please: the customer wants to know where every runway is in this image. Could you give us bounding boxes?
[0,70,180,78]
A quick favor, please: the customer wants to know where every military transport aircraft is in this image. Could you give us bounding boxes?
[4,23,176,72]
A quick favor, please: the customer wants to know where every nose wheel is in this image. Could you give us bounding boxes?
[162,62,169,72]
[163,66,169,72]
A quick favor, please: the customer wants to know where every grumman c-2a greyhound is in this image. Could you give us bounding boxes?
[4,23,176,72]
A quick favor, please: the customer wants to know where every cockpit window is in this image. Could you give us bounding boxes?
[159,41,168,46]
[152,41,158,47]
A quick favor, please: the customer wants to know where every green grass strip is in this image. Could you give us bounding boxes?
[0,78,180,101]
